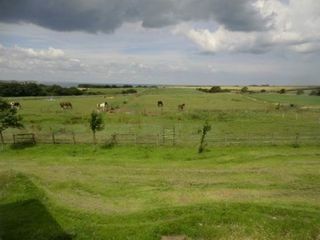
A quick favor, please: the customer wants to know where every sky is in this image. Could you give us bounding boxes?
[0,0,320,86]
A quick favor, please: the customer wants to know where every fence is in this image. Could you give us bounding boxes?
[2,129,320,147]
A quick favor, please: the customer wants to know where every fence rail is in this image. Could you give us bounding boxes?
[2,130,320,147]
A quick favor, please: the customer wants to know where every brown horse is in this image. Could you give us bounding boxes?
[157,100,163,107]
[178,103,185,111]
[60,102,72,110]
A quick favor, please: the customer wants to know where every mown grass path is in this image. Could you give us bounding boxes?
[1,144,320,239]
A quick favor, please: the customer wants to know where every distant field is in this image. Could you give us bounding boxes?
[250,93,320,106]
[1,144,320,239]
[3,87,320,145]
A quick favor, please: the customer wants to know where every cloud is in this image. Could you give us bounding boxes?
[0,44,86,72]
[0,0,268,33]
[175,0,320,54]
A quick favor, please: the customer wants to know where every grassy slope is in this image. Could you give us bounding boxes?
[1,144,320,239]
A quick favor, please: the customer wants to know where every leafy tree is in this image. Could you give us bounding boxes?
[279,88,286,94]
[209,86,222,93]
[0,99,23,145]
[241,86,249,93]
[198,121,211,153]
[89,111,104,144]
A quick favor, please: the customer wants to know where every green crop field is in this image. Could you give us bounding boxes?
[1,87,320,239]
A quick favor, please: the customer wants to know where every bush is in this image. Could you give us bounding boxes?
[309,89,320,96]
[198,121,211,153]
[197,86,230,94]
[279,88,286,94]
[296,89,304,95]
[121,89,137,94]
[101,134,117,149]
[240,86,249,93]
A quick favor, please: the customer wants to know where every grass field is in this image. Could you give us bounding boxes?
[1,144,320,239]
[3,87,320,145]
[1,87,320,239]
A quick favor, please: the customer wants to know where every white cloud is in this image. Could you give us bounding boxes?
[175,0,320,54]
[0,45,85,72]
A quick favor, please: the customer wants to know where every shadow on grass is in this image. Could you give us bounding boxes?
[0,199,72,240]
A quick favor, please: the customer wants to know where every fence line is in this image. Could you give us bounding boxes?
[3,129,320,147]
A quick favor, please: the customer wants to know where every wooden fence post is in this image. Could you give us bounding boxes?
[295,133,299,146]
[162,128,165,145]
[172,126,176,146]
[72,132,76,144]
[52,132,56,144]
[32,133,36,144]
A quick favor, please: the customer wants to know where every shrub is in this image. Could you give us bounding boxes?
[309,89,320,96]
[89,111,104,144]
[198,121,211,153]
[296,89,304,95]
[121,89,137,94]
[197,86,230,94]
[279,88,286,94]
[240,86,249,93]
[101,134,117,149]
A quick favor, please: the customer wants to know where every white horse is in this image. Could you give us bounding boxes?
[97,102,109,112]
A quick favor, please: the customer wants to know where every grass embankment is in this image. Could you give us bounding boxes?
[1,144,320,239]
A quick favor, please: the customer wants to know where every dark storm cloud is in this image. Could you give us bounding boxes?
[0,0,267,33]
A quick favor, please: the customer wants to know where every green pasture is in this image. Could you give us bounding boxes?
[1,87,320,239]
[1,144,320,239]
[250,93,320,106]
[3,87,320,144]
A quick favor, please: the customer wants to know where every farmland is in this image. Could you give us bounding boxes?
[2,87,320,145]
[1,87,320,239]
[1,145,320,239]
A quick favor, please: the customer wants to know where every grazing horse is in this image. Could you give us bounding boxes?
[178,103,185,111]
[157,100,163,107]
[10,102,21,109]
[60,102,72,110]
[97,102,109,112]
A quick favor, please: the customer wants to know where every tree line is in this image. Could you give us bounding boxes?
[0,81,83,97]
[78,84,134,88]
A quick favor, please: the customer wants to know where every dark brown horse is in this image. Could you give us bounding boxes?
[157,100,163,107]
[178,103,185,111]
[60,102,72,110]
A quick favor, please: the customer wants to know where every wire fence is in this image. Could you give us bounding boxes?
[2,128,320,147]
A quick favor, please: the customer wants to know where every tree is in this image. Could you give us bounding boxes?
[209,86,222,93]
[279,88,286,94]
[241,86,249,93]
[89,111,104,144]
[198,121,211,153]
[0,99,23,145]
